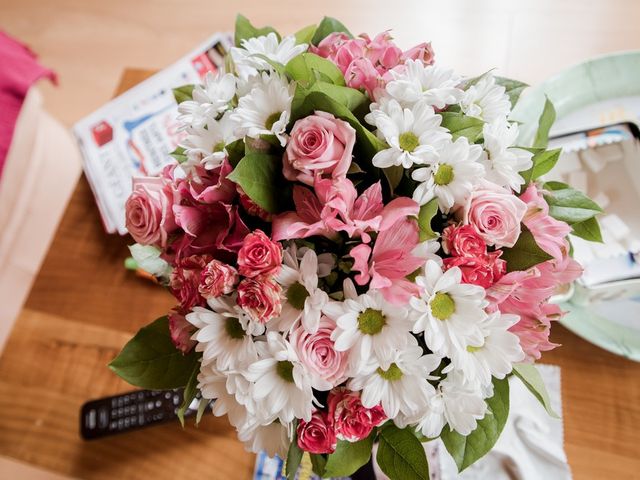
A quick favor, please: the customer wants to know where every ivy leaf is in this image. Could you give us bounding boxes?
[495,76,528,108]
[176,362,200,427]
[417,198,439,241]
[109,317,199,390]
[172,84,195,104]
[513,363,559,418]
[227,153,286,213]
[234,14,279,47]
[324,434,374,477]
[376,424,430,480]
[285,427,303,480]
[441,377,510,472]
[294,24,317,45]
[311,16,352,45]
[169,146,187,164]
[533,97,556,148]
[310,453,327,477]
[285,52,345,86]
[440,112,484,142]
[543,183,603,224]
[571,216,603,242]
[501,228,553,272]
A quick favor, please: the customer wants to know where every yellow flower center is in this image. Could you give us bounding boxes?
[430,292,456,320]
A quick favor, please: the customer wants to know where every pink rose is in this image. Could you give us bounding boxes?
[237,276,282,323]
[297,410,337,454]
[199,259,239,299]
[168,308,196,353]
[125,176,177,247]
[237,230,282,278]
[290,316,348,391]
[460,180,527,248]
[443,251,506,288]
[442,224,487,257]
[328,388,386,442]
[169,254,212,309]
[283,112,356,186]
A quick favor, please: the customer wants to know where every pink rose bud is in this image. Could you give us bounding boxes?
[328,388,386,442]
[125,176,177,247]
[460,179,527,249]
[283,112,356,186]
[442,224,487,257]
[237,276,282,323]
[443,251,506,288]
[169,254,212,310]
[290,316,349,391]
[297,410,337,454]
[237,230,282,278]
[199,259,239,299]
[168,308,196,353]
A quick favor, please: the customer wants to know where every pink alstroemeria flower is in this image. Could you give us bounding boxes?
[350,217,423,304]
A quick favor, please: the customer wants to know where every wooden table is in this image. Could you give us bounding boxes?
[0,69,639,480]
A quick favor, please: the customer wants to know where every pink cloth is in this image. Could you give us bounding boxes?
[0,31,56,178]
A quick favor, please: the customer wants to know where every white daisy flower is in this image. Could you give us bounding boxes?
[416,370,487,437]
[446,311,525,388]
[230,72,294,146]
[385,60,464,109]
[245,332,314,424]
[323,289,414,374]
[272,246,330,334]
[411,136,484,211]
[481,119,534,192]
[237,416,292,458]
[180,111,238,173]
[460,73,511,123]
[348,338,441,422]
[177,72,236,129]
[186,298,258,371]
[231,32,307,78]
[197,363,252,427]
[409,260,487,359]
[366,99,451,168]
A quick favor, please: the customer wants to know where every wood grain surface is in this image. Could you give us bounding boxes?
[0,69,639,479]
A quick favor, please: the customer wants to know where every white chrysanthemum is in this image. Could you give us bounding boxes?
[411,137,484,211]
[409,260,487,358]
[177,72,236,129]
[272,246,331,334]
[366,99,450,168]
[230,72,294,146]
[197,363,252,427]
[180,111,237,172]
[412,239,443,267]
[416,370,487,437]
[460,73,511,123]
[324,289,414,374]
[385,60,464,108]
[481,119,534,192]
[187,299,258,371]
[348,338,440,423]
[446,311,525,388]
[237,416,292,458]
[231,32,307,78]
[245,332,314,424]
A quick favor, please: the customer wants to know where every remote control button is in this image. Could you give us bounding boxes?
[110,421,117,430]
[87,409,96,429]
[98,408,109,428]
[155,400,162,408]
[124,418,130,428]
[117,398,124,407]
[123,396,130,405]
[111,398,117,408]
[117,408,124,417]
[164,392,171,399]
[137,392,144,400]
[138,414,145,425]
[173,395,180,406]
[146,401,155,411]
[130,404,137,413]
[124,406,130,415]
[117,419,124,429]
[131,416,137,426]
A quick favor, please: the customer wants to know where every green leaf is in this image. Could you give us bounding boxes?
[440,112,484,142]
[417,198,439,241]
[249,53,285,74]
[495,76,528,108]
[533,97,556,148]
[227,152,285,213]
[285,427,304,480]
[234,14,279,47]
[383,165,404,195]
[441,377,510,472]
[571,216,603,242]
[501,229,553,272]
[309,453,326,477]
[109,317,199,390]
[169,146,187,164]
[311,16,352,45]
[195,397,208,424]
[513,363,559,418]
[225,139,245,168]
[172,84,195,104]
[294,24,317,45]
[376,424,430,480]
[324,434,374,477]
[176,362,200,427]
[285,52,345,87]
[543,185,603,224]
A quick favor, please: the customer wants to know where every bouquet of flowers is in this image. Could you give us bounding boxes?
[112,15,603,479]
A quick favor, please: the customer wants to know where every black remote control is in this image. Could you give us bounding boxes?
[80,389,199,440]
